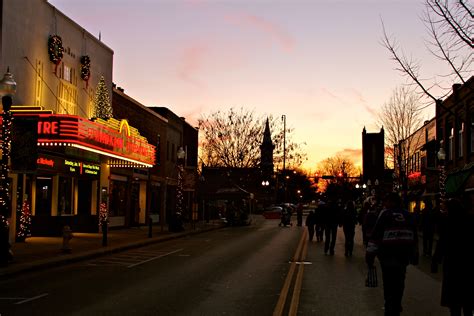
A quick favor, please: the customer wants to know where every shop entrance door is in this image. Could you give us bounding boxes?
[35,177,52,216]
[77,179,92,216]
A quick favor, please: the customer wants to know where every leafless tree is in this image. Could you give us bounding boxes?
[314,155,359,192]
[198,107,306,168]
[381,0,473,103]
[377,86,425,170]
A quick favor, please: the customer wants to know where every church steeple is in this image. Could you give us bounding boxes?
[260,118,275,177]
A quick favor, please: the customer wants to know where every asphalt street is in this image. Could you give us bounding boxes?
[0,215,449,316]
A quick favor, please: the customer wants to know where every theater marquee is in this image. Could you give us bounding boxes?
[18,113,156,167]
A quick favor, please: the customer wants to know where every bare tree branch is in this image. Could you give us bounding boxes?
[377,86,425,168]
[380,1,472,104]
[198,107,306,169]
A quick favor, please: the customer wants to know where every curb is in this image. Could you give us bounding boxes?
[0,224,225,279]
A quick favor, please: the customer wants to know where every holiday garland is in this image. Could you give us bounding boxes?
[80,55,91,82]
[48,35,64,65]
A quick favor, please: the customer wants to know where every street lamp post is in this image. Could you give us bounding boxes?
[172,147,186,232]
[0,69,16,266]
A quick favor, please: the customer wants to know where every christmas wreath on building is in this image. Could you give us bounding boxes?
[48,35,64,65]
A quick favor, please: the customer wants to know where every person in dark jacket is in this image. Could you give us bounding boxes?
[421,198,436,256]
[362,196,380,247]
[431,198,474,316]
[324,199,341,255]
[315,200,326,242]
[342,200,358,257]
[296,203,303,226]
[366,192,418,316]
[305,210,316,242]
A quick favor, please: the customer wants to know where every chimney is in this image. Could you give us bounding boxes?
[452,83,462,93]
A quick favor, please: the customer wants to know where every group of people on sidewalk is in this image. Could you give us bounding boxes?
[304,192,473,316]
[305,198,358,256]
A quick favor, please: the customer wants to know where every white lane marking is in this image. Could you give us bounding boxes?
[14,293,49,305]
[127,249,183,268]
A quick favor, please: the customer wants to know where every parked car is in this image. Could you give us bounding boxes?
[262,206,283,219]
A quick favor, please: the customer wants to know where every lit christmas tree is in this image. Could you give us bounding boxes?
[93,76,112,119]
[16,200,31,241]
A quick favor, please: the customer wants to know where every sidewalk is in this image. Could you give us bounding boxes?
[1,221,225,279]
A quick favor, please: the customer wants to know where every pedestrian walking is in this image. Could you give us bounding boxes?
[365,192,419,316]
[296,203,303,227]
[431,198,474,316]
[362,196,380,247]
[324,199,341,255]
[342,200,358,257]
[305,210,316,242]
[315,200,326,242]
[421,198,436,256]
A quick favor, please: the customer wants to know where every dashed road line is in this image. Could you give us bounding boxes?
[86,248,184,268]
[127,249,183,268]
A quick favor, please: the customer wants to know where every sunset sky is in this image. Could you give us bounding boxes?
[49,0,446,171]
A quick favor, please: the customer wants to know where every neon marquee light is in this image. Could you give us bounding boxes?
[37,154,100,176]
[17,114,155,166]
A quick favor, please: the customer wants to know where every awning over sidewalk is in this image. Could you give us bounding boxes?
[446,167,473,194]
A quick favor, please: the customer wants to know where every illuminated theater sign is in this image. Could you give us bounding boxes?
[37,155,100,177]
[31,114,155,167]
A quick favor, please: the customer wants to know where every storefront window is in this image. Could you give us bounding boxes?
[58,177,73,215]
[109,180,127,217]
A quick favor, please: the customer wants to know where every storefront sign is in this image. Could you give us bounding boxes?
[23,114,155,167]
[37,155,100,177]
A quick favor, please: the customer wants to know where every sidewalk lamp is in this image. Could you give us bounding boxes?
[437,141,446,211]
[0,68,16,266]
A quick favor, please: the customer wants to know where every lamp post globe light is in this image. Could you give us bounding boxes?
[172,147,186,232]
[0,69,16,266]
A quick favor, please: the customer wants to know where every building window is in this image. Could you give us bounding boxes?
[458,121,464,158]
[109,180,127,217]
[449,126,454,160]
[64,65,71,83]
[57,81,78,115]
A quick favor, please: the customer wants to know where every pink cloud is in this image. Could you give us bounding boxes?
[364,104,378,117]
[176,42,208,88]
[224,13,294,52]
[320,87,348,106]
